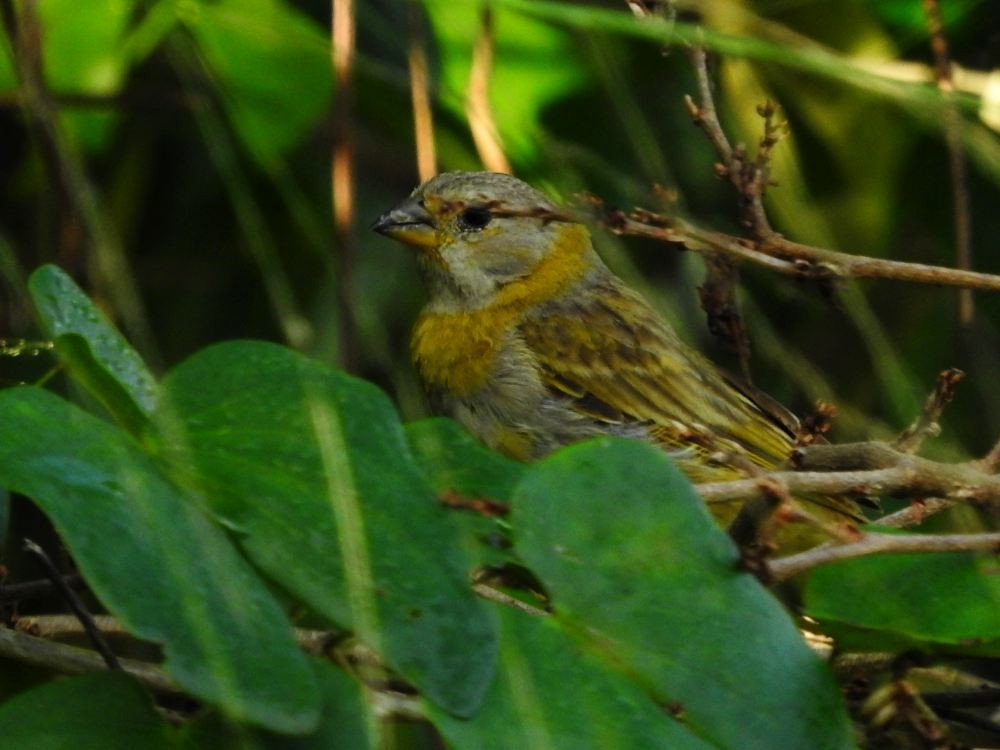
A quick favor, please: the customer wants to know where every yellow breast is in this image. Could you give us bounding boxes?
[411,223,593,397]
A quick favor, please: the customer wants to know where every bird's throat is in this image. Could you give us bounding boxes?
[412,223,593,397]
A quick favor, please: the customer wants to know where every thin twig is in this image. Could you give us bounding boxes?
[895,367,964,453]
[23,539,121,671]
[768,531,1000,583]
[608,211,1000,293]
[406,2,437,181]
[15,614,128,638]
[472,582,548,616]
[684,45,777,237]
[923,0,974,325]
[698,462,1000,507]
[332,0,360,367]
[466,5,511,173]
[875,498,956,528]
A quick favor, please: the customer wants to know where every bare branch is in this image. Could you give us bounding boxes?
[698,458,1000,508]
[466,5,511,174]
[406,2,437,181]
[875,498,956,529]
[768,531,1000,583]
[0,627,178,695]
[923,0,974,325]
[895,368,964,453]
[607,211,1000,293]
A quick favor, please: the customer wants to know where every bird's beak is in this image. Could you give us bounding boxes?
[370,196,440,249]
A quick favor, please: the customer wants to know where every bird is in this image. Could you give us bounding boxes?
[372,171,864,538]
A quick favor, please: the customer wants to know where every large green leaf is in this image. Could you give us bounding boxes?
[513,438,853,750]
[28,264,156,435]
[0,386,319,733]
[0,672,172,750]
[179,659,377,750]
[430,605,714,750]
[184,0,332,168]
[805,550,1000,656]
[406,418,525,568]
[151,341,497,718]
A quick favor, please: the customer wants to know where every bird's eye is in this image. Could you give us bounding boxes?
[457,206,492,231]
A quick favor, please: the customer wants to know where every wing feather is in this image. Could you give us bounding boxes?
[520,278,796,469]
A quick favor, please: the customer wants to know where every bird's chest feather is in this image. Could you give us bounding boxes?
[410,306,521,397]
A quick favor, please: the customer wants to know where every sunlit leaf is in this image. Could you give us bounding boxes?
[421,0,586,164]
[184,0,333,168]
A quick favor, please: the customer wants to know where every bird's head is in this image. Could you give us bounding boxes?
[372,171,597,307]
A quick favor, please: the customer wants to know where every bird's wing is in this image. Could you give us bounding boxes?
[519,277,798,471]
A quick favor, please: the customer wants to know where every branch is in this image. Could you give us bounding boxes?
[0,626,178,695]
[697,453,1000,507]
[23,539,121,671]
[875,498,956,529]
[923,0,974,325]
[606,212,1000,293]
[895,368,964,453]
[768,531,1000,583]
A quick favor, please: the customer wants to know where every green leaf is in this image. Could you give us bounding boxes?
[804,550,1000,656]
[406,417,525,501]
[513,438,854,750]
[179,659,377,750]
[430,605,714,750]
[34,0,138,150]
[184,0,333,168]
[0,672,172,750]
[0,386,319,733]
[28,264,156,435]
[151,341,498,718]
[406,418,524,568]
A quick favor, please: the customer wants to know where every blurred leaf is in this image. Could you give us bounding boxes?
[184,0,333,168]
[0,672,173,750]
[861,0,983,36]
[28,264,156,435]
[494,0,1000,183]
[179,659,378,750]
[430,606,714,750]
[0,386,319,733]
[421,0,586,164]
[35,0,138,150]
[514,438,854,750]
[805,549,1000,656]
[151,341,498,718]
